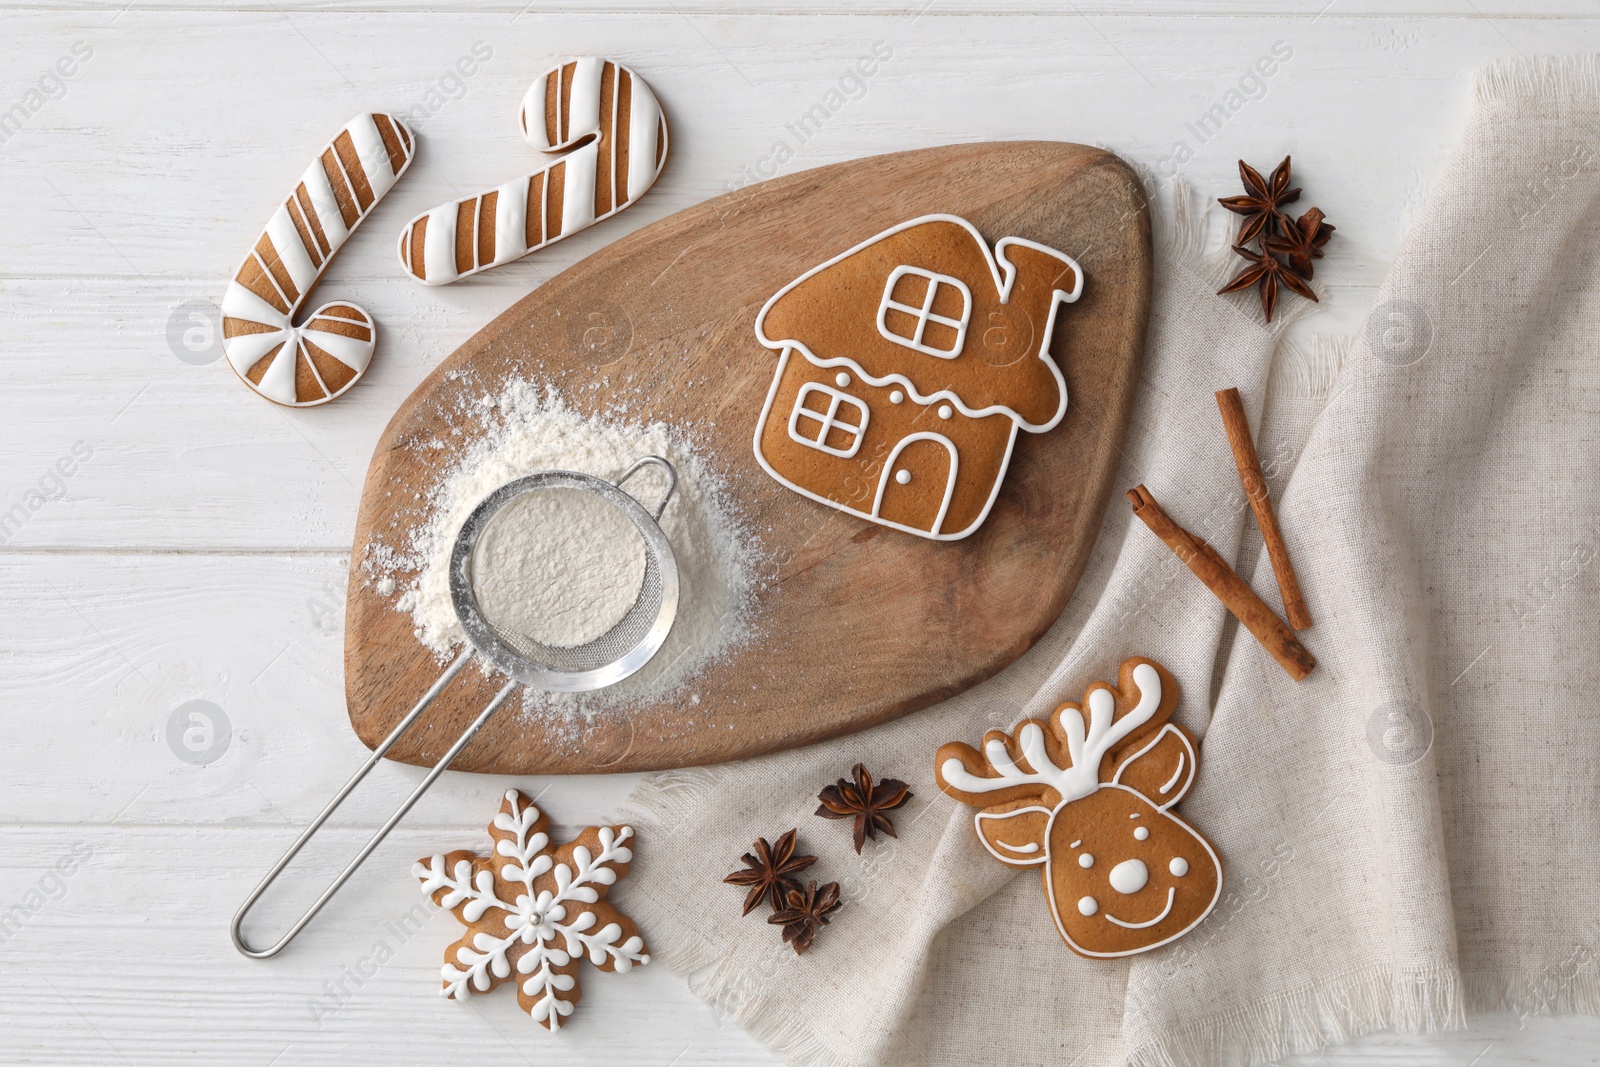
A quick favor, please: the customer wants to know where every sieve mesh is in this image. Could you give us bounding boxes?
[475,523,666,674]
[448,460,679,692]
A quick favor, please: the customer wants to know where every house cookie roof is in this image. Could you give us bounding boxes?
[754,215,1082,431]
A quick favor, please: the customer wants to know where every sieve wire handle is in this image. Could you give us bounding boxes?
[613,455,678,521]
[230,649,518,959]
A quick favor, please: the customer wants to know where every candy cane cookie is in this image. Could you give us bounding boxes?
[221,112,416,407]
[398,58,668,285]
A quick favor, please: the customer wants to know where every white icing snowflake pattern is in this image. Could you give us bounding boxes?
[413,789,649,1030]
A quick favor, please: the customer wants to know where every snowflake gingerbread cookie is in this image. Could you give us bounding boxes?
[413,789,649,1029]
[935,657,1222,959]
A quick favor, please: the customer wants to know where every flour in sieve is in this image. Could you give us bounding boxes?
[471,487,647,649]
[378,382,763,719]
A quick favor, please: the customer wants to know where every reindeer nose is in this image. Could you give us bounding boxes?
[1108,858,1149,895]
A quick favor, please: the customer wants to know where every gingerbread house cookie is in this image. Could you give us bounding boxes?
[752,214,1083,540]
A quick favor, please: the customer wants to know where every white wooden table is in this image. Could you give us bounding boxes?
[5,3,1600,1062]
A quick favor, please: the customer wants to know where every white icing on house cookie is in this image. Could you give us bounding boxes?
[752,214,1083,541]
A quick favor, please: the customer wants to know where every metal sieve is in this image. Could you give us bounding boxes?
[454,459,678,688]
[232,456,679,959]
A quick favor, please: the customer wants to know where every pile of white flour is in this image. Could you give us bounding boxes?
[471,487,648,649]
[379,381,762,718]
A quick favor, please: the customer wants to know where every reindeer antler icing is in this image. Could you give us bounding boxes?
[939,661,1166,805]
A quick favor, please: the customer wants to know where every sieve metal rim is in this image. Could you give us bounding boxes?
[447,464,680,693]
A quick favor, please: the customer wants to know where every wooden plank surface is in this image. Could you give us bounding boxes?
[9,4,1600,1063]
[345,141,1150,774]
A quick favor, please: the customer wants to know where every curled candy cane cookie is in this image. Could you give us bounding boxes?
[221,113,415,407]
[398,58,668,285]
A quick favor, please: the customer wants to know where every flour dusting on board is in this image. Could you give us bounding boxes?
[380,382,762,720]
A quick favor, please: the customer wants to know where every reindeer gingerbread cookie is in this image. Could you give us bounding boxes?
[936,657,1221,958]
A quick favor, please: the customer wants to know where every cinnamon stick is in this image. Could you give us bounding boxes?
[1128,485,1315,681]
[1215,387,1312,630]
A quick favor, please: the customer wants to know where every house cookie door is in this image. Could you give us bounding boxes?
[873,433,958,536]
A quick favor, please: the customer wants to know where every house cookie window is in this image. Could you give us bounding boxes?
[877,265,972,358]
[788,381,869,459]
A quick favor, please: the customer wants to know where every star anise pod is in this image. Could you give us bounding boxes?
[768,879,842,954]
[1218,245,1317,323]
[1263,206,1335,280]
[1219,156,1301,244]
[723,829,816,916]
[816,763,913,853]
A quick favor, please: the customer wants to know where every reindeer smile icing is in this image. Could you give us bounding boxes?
[1104,886,1173,929]
[935,657,1222,959]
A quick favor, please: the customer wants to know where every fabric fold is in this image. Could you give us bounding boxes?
[1124,52,1600,1067]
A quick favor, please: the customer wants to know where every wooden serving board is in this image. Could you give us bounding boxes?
[346,141,1150,774]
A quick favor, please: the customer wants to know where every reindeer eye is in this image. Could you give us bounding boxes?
[1078,853,1094,869]
[1170,857,1190,877]
[1134,826,1150,841]
[1077,896,1098,916]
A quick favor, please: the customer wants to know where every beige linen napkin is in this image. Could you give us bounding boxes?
[620,55,1600,1067]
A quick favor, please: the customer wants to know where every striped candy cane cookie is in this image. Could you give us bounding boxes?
[398,58,668,286]
[221,112,415,407]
